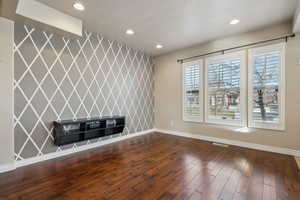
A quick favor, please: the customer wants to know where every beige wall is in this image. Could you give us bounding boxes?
[0,0,17,20]
[154,23,300,150]
[0,17,14,168]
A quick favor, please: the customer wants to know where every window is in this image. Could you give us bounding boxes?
[248,43,285,130]
[205,51,247,126]
[181,43,286,131]
[182,60,204,122]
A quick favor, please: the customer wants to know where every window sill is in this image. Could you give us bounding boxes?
[182,120,285,133]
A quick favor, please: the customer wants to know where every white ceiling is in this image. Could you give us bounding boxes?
[36,0,298,56]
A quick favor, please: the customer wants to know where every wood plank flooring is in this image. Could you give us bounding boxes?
[0,133,300,200]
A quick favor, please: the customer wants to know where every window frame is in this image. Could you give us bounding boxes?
[248,43,286,130]
[204,51,247,127]
[182,59,204,122]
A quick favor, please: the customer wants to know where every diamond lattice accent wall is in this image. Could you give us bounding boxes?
[14,23,154,160]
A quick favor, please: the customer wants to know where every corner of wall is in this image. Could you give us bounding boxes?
[0,17,15,170]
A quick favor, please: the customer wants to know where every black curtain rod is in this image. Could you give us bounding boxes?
[177,33,295,63]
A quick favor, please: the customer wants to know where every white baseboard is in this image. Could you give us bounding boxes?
[15,129,155,169]
[0,163,16,173]
[155,129,300,157]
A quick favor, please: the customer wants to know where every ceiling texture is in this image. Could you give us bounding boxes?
[36,0,298,56]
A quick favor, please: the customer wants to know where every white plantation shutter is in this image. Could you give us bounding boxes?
[180,44,285,131]
[183,60,203,122]
[248,43,285,130]
[205,51,246,126]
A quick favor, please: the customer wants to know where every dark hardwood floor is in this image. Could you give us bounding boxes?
[0,133,300,200]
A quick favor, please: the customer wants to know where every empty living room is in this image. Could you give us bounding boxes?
[1,0,300,199]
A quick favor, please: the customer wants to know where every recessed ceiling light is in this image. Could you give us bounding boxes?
[156,44,163,49]
[73,2,85,11]
[230,19,240,25]
[126,29,135,35]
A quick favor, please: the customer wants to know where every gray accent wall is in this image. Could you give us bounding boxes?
[14,23,154,160]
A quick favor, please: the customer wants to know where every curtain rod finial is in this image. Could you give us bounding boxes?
[177,59,183,64]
